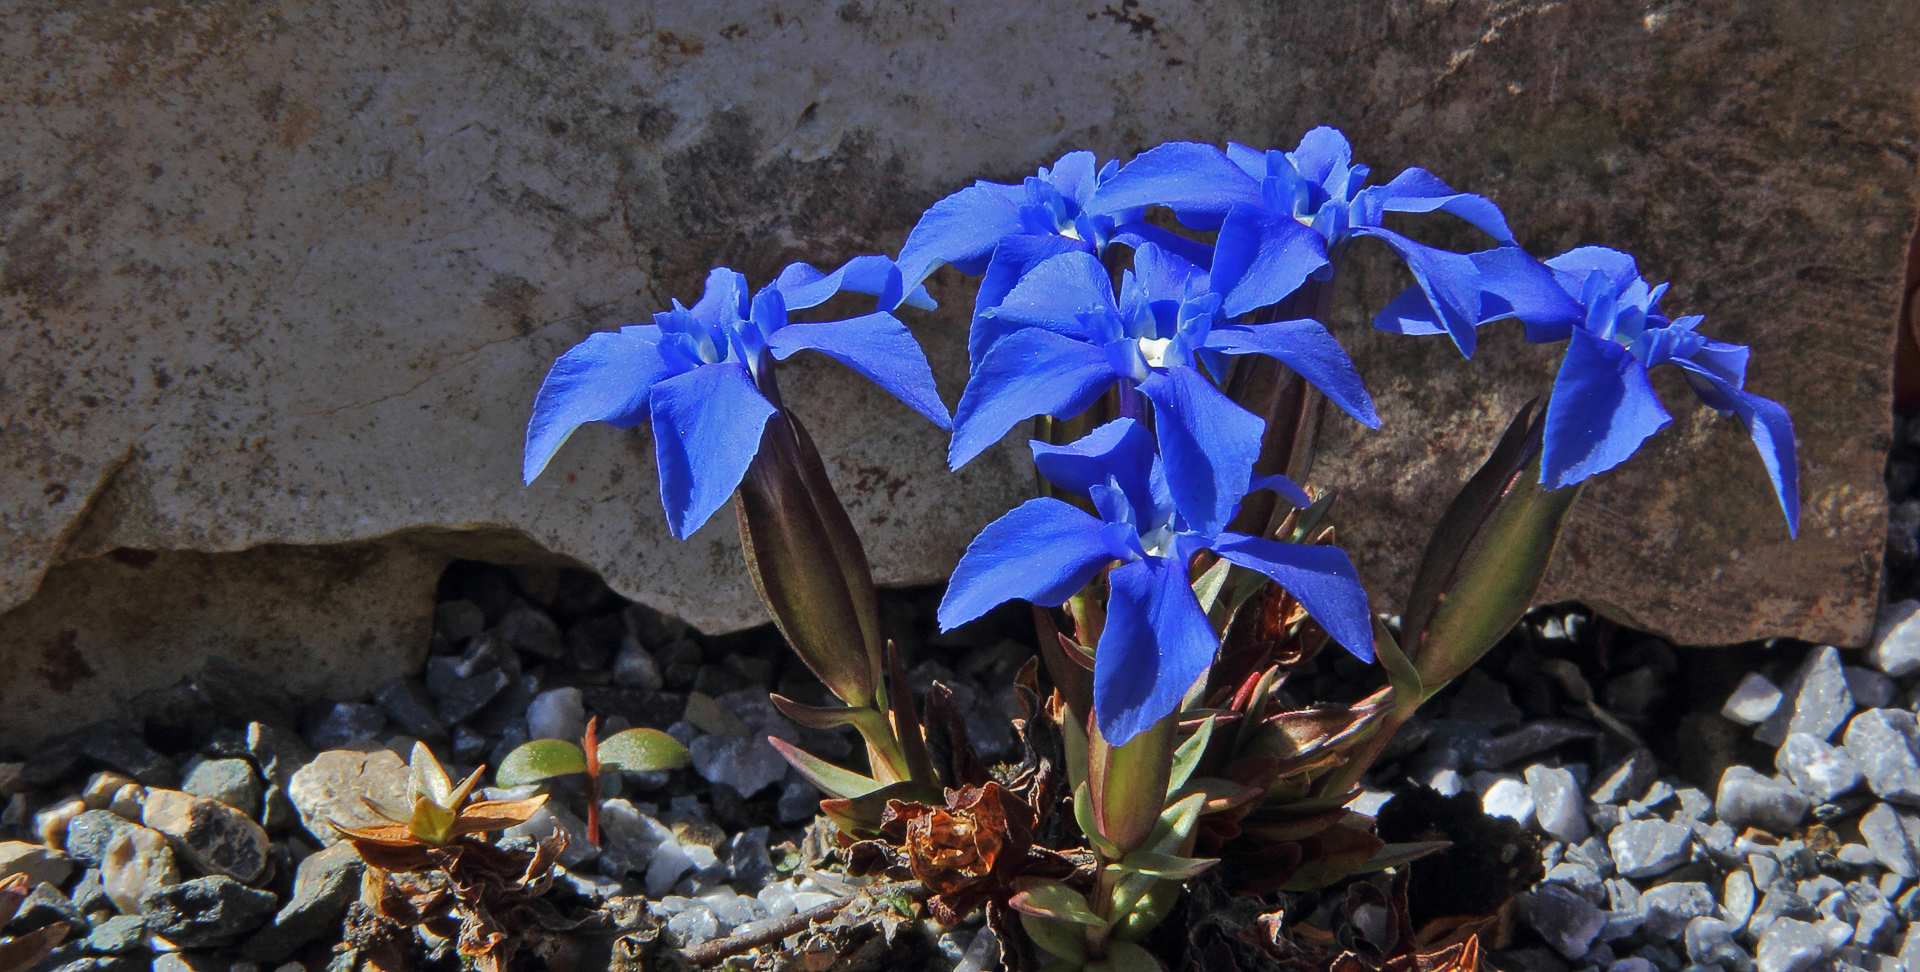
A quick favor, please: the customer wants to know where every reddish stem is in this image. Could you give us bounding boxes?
[583,716,602,847]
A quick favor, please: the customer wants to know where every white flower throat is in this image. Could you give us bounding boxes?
[1137,337,1173,369]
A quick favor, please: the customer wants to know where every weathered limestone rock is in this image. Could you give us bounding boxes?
[0,0,1910,731]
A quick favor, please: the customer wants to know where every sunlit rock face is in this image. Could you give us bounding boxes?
[1,0,1910,736]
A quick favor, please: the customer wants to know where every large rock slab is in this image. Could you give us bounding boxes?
[0,0,1910,713]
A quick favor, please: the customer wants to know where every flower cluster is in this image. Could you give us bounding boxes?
[519,125,1801,966]
[524,127,1798,752]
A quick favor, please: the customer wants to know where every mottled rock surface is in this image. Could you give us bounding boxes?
[1,0,1911,732]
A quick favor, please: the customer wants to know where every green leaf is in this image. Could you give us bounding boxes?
[765,737,878,799]
[595,729,690,774]
[407,796,458,846]
[819,780,945,838]
[1073,782,1122,860]
[1010,880,1107,928]
[1098,940,1165,972]
[1019,911,1089,966]
[1166,717,1214,795]
[1192,558,1233,617]
[1356,840,1453,873]
[494,739,588,787]
[1372,620,1424,709]
[408,741,454,806]
[1115,851,1217,881]
[1143,792,1207,856]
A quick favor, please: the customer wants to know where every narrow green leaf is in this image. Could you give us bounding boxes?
[1010,880,1107,928]
[765,736,877,799]
[1356,840,1453,873]
[494,739,588,788]
[595,729,690,774]
[820,780,944,837]
[1166,716,1214,796]
[1143,792,1207,856]
[1115,851,1217,881]
[1372,619,1424,708]
[1192,558,1233,617]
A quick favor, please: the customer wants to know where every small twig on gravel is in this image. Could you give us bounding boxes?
[679,895,855,966]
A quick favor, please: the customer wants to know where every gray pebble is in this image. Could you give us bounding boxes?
[309,703,385,750]
[181,759,263,818]
[1843,666,1898,710]
[1642,882,1715,939]
[1685,916,1753,971]
[1869,601,1920,677]
[1611,819,1694,879]
[1592,751,1660,805]
[1756,646,1853,746]
[1716,767,1809,834]
[1854,902,1897,951]
[1723,673,1785,727]
[373,678,446,739]
[140,875,279,948]
[1523,883,1605,959]
[1755,918,1833,972]
[1843,709,1920,804]
[1725,869,1757,930]
[1773,733,1861,802]
[1528,765,1591,842]
[498,603,564,660]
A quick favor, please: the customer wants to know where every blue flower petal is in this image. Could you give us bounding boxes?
[1249,473,1313,510]
[1369,167,1514,242]
[1030,417,1160,521]
[1137,365,1263,537]
[647,361,777,540]
[974,247,1113,362]
[1109,220,1214,269]
[949,329,1118,469]
[1731,389,1799,538]
[1045,150,1101,209]
[1094,556,1218,745]
[1471,246,1586,343]
[1211,204,1330,317]
[774,255,912,312]
[1354,226,1485,357]
[972,235,1096,362]
[1087,142,1263,230]
[1207,533,1373,661]
[1130,242,1207,304]
[1204,319,1379,429]
[524,326,678,484]
[691,267,752,330]
[1372,285,1450,337]
[1544,246,1642,296]
[937,497,1117,630]
[1289,127,1354,187]
[766,311,953,430]
[1677,365,1799,538]
[896,184,1025,288]
[1540,328,1673,490]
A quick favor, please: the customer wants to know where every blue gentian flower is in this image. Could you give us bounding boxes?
[937,418,1372,744]
[893,151,1212,365]
[1369,235,1589,354]
[945,242,1376,536]
[1087,128,1514,345]
[1508,246,1797,534]
[523,256,952,539]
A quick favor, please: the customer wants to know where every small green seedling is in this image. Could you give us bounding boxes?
[496,717,690,845]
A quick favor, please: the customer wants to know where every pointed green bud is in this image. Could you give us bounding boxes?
[1402,402,1583,691]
